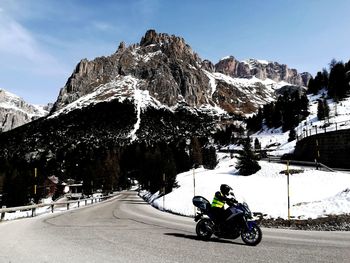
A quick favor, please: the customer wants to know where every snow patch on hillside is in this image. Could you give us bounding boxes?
[243,58,270,69]
[49,75,164,119]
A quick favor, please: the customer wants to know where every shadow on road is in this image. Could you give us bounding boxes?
[165,233,245,246]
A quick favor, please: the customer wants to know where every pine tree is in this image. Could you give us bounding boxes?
[307,77,316,94]
[190,137,202,168]
[300,94,309,118]
[246,108,263,132]
[329,61,347,99]
[160,144,177,194]
[236,138,261,176]
[254,138,261,150]
[202,146,217,169]
[272,100,282,128]
[323,99,330,119]
[288,127,296,142]
[321,68,329,89]
[263,103,274,128]
[317,99,325,120]
[329,58,338,71]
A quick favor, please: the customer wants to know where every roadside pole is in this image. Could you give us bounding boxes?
[287,161,291,226]
[193,168,196,197]
[34,168,37,198]
[193,168,196,216]
[316,139,320,170]
[163,173,165,211]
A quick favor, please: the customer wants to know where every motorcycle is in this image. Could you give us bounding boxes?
[192,195,262,246]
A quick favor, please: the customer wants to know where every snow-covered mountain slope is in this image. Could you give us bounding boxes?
[49,75,164,118]
[203,70,302,115]
[0,89,49,132]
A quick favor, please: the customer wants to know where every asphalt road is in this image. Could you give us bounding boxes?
[0,191,349,263]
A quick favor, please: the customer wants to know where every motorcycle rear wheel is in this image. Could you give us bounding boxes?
[196,219,213,240]
[241,224,262,246]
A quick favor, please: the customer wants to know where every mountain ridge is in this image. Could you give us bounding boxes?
[50,29,310,117]
[0,89,50,132]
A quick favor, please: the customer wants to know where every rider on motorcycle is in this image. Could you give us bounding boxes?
[211,184,237,226]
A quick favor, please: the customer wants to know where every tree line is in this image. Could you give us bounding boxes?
[0,136,218,207]
[308,59,350,100]
[246,91,309,133]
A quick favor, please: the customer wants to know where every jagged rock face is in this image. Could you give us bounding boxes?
[0,108,31,132]
[201,60,215,72]
[0,89,49,132]
[52,29,212,112]
[215,56,309,86]
[301,72,312,87]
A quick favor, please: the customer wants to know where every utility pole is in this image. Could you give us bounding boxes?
[162,173,165,211]
[316,139,320,170]
[193,168,196,216]
[193,168,196,197]
[34,168,37,196]
[286,161,291,226]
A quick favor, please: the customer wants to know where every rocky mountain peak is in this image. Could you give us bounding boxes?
[116,41,126,53]
[0,89,49,132]
[51,29,209,113]
[140,29,184,47]
[215,56,309,87]
[139,29,201,65]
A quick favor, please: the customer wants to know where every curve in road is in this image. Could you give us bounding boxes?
[0,191,349,262]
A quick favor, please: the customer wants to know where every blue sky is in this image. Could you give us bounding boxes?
[1,0,349,104]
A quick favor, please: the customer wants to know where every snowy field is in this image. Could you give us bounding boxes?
[143,153,350,220]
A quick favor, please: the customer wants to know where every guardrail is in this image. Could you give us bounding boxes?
[296,119,350,141]
[0,194,117,221]
[262,156,335,172]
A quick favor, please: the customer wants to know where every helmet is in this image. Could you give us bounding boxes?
[220,184,232,196]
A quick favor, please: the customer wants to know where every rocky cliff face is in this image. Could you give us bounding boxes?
[51,30,311,116]
[52,29,212,113]
[215,56,310,87]
[0,89,49,132]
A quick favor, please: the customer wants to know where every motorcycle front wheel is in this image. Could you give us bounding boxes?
[195,218,213,240]
[241,224,262,246]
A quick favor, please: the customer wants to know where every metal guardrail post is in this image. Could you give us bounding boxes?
[78,201,80,208]
[51,204,54,213]
[1,206,6,220]
[31,207,36,217]
[67,203,70,210]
